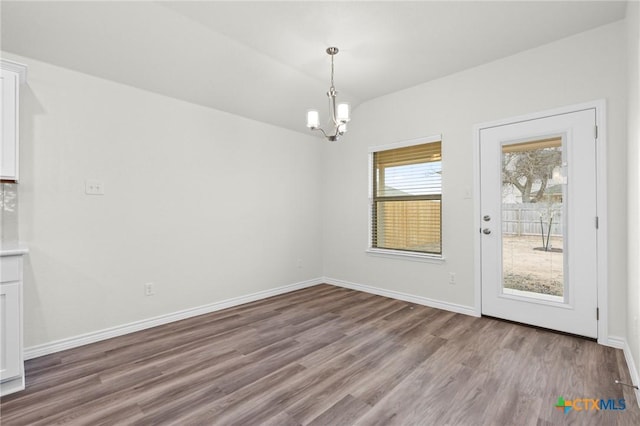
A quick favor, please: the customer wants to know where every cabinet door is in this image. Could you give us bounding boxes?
[0,283,21,381]
[1,69,19,181]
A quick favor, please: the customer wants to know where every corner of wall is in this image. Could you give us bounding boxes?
[626,0,640,398]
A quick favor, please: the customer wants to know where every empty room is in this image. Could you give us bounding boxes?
[1,1,640,424]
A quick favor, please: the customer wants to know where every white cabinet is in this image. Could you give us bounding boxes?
[1,283,21,380]
[1,60,27,183]
[0,251,27,396]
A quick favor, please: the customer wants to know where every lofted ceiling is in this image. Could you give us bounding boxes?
[1,1,628,134]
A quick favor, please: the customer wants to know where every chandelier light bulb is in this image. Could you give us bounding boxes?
[307,110,320,128]
[337,103,350,122]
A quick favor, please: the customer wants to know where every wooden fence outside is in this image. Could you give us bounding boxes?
[377,200,441,253]
[502,203,563,237]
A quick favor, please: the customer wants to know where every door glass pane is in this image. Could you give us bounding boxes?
[501,137,565,302]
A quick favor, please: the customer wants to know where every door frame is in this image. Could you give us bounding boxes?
[472,100,608,345]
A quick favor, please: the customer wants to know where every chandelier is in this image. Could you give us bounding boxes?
[306,47,350,141]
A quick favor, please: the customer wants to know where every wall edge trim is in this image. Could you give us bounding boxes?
[24,277,323,360]
[323,276,478,317]
[623,337,640,409]
[606,335,640,408]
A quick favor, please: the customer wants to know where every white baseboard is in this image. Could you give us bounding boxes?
[605,335,640,408]
[622,339,640,408]
[606,335,626,349]
[24,277,323,360]
[323,276,478,317]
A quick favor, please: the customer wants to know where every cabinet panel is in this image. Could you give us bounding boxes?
[1,70,18,181]
[0,256,20,283]
[0,283,21,382]
[0,60,26,183]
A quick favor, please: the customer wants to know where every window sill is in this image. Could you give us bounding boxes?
[366,248,446,263]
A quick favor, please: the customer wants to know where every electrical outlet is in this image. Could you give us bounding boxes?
[449,272,456,285]
[85,180,104,195]
[144,282,155,296]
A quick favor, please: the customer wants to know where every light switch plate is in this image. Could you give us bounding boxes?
[464,186,472,199]
[85,180,104,195]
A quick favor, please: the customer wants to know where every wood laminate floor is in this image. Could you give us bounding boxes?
[1,284,639,425]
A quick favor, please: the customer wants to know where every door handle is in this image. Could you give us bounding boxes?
[482,228,491,235]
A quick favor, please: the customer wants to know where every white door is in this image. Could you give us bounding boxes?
[480,108,598,338]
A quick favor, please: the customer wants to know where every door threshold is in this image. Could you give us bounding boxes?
[482,314,597,342]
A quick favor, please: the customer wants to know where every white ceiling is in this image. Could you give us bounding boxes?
[1,1,628,134]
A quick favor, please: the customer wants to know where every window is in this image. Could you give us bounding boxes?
[370,137,442,256]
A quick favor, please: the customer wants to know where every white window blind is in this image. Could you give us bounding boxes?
[371,141,442,255]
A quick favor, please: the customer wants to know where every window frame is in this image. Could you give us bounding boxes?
[367,134,445,262]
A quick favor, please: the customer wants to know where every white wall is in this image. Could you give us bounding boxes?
[2,18,633,354]
[322,21,629,337]
[627,0,640,386]
[2,52,323,349]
